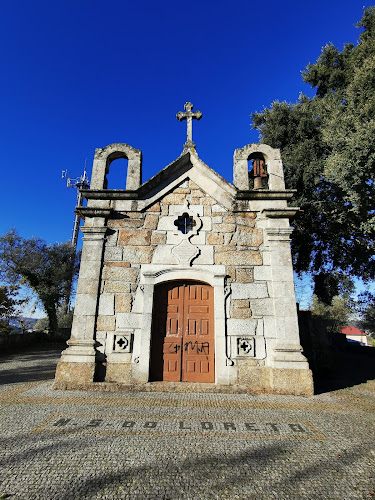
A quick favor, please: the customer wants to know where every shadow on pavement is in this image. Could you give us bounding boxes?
[1,343,374,394]
[314,346,375,394]
[0,344,65,385]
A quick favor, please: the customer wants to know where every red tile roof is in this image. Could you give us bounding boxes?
[341,326,366,336]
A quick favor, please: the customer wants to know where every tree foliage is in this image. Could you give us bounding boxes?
[0,285,19,322]
[311,295,351,333]
[362,301,375,336]
[0,230,80,336]
[358,292,375,336]
[0,285,26,334]
[34,310,74,332]
[251,8,375,298]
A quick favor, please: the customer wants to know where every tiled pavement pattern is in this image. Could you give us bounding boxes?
[0,347,374,499]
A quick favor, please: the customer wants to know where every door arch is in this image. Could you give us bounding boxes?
[149,280,215,383]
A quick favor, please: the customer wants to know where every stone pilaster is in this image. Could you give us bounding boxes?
[54,224,107,387]
[131,282,154,384]
[265,226,314,395]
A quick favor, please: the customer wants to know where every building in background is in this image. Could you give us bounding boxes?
[341,326,369,346]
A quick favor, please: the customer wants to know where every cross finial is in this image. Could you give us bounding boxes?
[176,102,202,151]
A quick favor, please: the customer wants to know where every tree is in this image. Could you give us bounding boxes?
[0,230,80,336]
[251,7,375,299]
[0,284,31,334]
[358,292,375,336]
[362,300,375,336]
[0,285,18,322]
[311,294,351,333]
[0,285,20,334]
[34,309,74,332]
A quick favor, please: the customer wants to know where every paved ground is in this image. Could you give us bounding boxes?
[0,345,374,499]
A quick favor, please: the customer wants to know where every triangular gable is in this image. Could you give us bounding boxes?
[139,151,237,211]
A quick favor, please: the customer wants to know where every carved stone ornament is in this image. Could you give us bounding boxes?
[176,102,202,150]
[226,355,235,366]
[174,213,196,234]
[236,337,255,357]
[113,333,132,353]
[172,239,200,265]
[171,211,202,265]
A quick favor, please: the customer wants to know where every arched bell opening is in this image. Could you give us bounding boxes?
[104,154,128,189]
[248,152,268,189]
[149,280,215,383]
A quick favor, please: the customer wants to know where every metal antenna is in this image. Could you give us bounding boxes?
[62,161,90,252]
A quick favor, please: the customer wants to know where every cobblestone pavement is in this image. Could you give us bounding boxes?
[0,346,374,499]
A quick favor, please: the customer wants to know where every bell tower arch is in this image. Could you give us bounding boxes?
[90,143,142,190]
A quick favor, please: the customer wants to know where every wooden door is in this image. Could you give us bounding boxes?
[150,281,215,383]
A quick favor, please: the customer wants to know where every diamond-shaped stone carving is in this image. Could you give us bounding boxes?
[171,238,200,265]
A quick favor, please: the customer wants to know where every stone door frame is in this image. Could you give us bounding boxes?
[131,264,235,385]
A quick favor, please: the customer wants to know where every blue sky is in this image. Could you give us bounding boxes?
[0,0,371,244]
[0,1,372,311]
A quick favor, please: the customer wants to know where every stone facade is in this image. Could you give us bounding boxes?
[54,137,313,395]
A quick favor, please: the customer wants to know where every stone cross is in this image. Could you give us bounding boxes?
[176,102,202,150]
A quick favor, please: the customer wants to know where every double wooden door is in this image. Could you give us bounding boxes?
[150,281,215,383]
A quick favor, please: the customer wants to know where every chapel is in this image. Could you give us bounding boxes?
[54,102,313,395]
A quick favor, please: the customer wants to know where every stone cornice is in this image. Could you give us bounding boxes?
[262,207,299,219]
[236,190,296,200]
[81,189,138,200]
[77,206,112,218]
[80,226,107,241]
[265,227,293,242]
